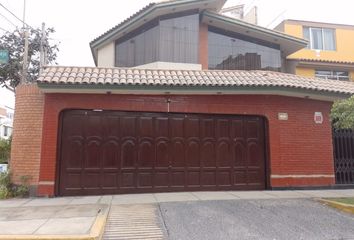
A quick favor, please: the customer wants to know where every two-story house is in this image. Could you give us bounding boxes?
[275,19,354,81]
[91,2,306,72]
[9,0,354,197]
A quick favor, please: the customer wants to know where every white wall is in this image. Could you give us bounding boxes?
[97,42,115,67]
[134,62,202,70]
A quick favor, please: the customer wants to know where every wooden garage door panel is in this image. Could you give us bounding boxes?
[59,111,266,196]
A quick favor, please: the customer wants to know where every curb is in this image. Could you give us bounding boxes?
[318,199,354,215]
[0,205,110,240]
[90,204,110,240]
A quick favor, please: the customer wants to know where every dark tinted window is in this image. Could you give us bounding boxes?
[208,27,281,71]
[159,14,199,63]
[116,25,159,67]
[115,13,199,67]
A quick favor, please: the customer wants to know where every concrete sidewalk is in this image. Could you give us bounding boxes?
[0,202,108,239]
[0,189,354,208]
[108,189,354,205]
[0,189,353,239]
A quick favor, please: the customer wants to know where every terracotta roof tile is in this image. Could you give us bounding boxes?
[37,66,354,95]
[297,58,354,65]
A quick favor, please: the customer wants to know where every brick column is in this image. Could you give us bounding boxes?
[10,84,44,195]
[199,23,208,70]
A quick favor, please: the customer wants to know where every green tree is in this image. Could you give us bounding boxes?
[331,95,354,129]
[0,27,59,92]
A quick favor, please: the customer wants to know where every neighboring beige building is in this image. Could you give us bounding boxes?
[275,19,354,81]
[0,105,13,140]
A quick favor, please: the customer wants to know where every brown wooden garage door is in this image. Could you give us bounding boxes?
[58,110,266,196]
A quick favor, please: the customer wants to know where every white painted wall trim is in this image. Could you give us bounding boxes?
[38,181,55,185]
[271,174,335,179]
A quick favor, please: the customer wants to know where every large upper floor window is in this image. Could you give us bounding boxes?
[315,70,349,81]
[303,27,336,51]
[115,12,199,67]
[208,27,281,71]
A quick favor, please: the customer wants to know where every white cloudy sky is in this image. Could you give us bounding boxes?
[0,0,354,107]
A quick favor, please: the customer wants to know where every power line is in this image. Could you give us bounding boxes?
[0,2,33,29]
[266,9,286,28]
[0,11,17,28]
[0,26,11,33]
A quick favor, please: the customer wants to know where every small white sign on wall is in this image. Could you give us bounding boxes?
[278,112,288,121]
[314,112,323,124]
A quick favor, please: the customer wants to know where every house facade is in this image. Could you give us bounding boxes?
[275,19,354,81]
[10,0,354,197]
[0,106,13,140]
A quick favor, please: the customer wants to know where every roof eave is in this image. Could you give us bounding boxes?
[289,58,354,68]
[90,44,98,66]
[202,11,308,56]
[37,83,349,102]
[280,19,354,30]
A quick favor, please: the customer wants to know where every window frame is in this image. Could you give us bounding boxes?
[315,69,349,81]
[303,26,336,51]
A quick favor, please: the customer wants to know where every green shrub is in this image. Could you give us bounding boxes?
[0,185,11,199]
[0,138,11,163]
[14,175,31,197]
[331,95,354,129]
[0,171,30,199]
[0,171,12,199]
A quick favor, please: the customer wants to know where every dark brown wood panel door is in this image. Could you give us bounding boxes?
[58,110,266,196]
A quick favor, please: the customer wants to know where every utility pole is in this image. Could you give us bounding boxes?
[39,22,45,74]
[21,0,28,84]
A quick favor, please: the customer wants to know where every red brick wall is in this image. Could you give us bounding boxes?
[37,93,335,196]
[10,84,44,190]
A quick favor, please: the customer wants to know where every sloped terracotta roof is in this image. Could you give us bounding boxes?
[37,66,354,95]
[297,58,354,65]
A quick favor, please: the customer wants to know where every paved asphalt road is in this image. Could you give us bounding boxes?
[157,199,354,240]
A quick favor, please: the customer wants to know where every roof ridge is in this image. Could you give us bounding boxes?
[41,66,314,75]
